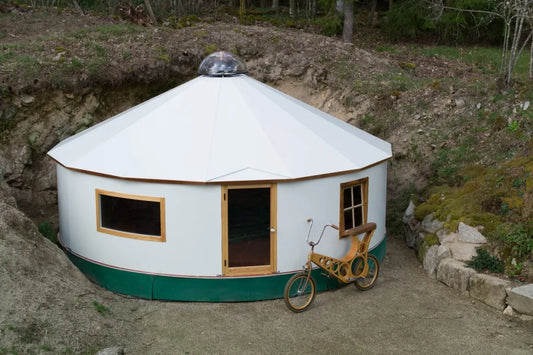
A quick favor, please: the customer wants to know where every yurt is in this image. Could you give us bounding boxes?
[48,52,392,301]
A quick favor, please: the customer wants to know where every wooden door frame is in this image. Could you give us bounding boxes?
[221,184,277,276]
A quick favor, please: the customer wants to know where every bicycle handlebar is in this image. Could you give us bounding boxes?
[306,218,338,246]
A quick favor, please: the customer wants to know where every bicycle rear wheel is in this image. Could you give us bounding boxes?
[353,255,379,291]
[283,272,316,313]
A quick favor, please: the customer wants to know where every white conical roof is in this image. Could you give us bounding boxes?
[48,75,391,183]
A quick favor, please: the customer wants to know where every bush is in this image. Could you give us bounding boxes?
[313,13,343,37]
[467,248,504,273]
[382,0,504,45]
[381,0,437,41]
[491,223,533,264]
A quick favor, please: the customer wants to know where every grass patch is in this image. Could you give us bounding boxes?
[93,301,111,315]
[94,24,142,36]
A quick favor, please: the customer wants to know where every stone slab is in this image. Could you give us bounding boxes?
[468,274,510,311]
[507,284,533,316]
[437,258,476,293]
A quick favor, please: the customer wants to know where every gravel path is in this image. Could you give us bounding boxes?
[119,236,533,354]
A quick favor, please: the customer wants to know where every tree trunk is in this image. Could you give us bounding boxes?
[72,0,83,15]
[369,0,377,25]
[343,0,353,43]
[272,0,279,13]
[144,0,157,25]
[289,0,296,18]
[530,30,533,79]
[336,0,343,14]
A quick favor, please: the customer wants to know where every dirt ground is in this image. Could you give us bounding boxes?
[112,235,532,354]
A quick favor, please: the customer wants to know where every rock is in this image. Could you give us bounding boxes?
[420,213,444,234]
[97,347,125,355]
[402,201,420,248]
[468,274,511,311]
[447,241,480,262]
[503,305,514,316]
[423,245,439,278]
[437,244,452,259]
[437,229,456,244]
[423,244,450,279]
[437,258,476,293]
[457,222,487,244]
[455,98,465,107]
[19,94,35,106]
[507,284,533,316]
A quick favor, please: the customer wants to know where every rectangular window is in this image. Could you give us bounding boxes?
[340,178,368,237]
[96,189,166,242]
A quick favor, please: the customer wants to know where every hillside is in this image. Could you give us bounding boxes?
[0,4,532,353]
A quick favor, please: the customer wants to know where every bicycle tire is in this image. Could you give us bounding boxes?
[283,272,316,313]
[353,255,379,291]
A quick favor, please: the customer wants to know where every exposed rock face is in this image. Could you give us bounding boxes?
[0,87,165,220]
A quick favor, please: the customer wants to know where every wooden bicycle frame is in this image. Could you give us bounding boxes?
[306,223,377,284]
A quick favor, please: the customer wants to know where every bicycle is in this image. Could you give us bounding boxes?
[283,218,380,312]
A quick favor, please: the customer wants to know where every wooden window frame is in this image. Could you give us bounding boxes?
[339,178,368,238]
[221,184,277,276]
[96,189,166,242]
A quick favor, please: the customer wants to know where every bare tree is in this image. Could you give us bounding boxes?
[343,0,354,43]
[430,0,533,86]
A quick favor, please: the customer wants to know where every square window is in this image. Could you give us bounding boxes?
[340,178,368,237]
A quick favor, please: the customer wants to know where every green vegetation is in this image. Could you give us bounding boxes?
[415,156,533,277]
[467,248,505,273]
[417,234,440,263]
[93,301,111,315]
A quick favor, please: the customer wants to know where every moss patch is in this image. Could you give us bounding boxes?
[417,233,440,263]
[415,155,533,278]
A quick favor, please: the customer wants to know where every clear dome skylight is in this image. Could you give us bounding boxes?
[198,51,247,77]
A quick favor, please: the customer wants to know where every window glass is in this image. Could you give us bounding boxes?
[96,190,165,241]
[340,178,368,235]
[353,185,362,205]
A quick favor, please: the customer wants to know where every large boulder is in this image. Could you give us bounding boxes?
[468,274,510,311]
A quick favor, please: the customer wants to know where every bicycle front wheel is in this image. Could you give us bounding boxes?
[283,272,316,313]
[353,255,380,291]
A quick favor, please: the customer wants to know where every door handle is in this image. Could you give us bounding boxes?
[270,227,276,233]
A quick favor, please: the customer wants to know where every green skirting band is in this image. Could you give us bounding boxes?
[66,237,386,302]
